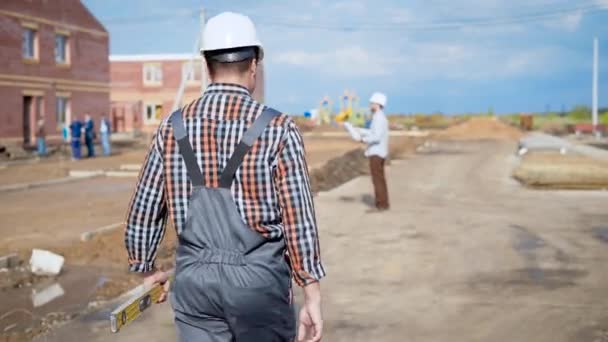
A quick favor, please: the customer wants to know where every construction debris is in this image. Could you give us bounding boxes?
[80,222,124,242]
[0,253,20,269]
[30,249,64,276]
[32,283,65,308]
[119,164,142,171]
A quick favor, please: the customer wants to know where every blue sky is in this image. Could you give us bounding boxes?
[82,0,608,114]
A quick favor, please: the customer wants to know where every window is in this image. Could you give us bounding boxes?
[143,63,162,86]
[56,96,70,128]
[144,103,163,124]
[22,27,38,60]
[182,61,201,83]
[55,34,69,64]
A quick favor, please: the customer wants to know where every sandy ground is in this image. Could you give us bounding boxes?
[0,135,375,340]
[0,137,357,187]
[513,151,608,189]
[30,138,608,342]
[0,137,360,251]
[0,150,146,186]
[438,117,522,140]
[0,177,134,255]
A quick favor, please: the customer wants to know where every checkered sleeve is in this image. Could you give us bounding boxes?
[125,130,168,273]
[274,118,326,286]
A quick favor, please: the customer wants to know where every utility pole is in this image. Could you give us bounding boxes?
[593,37,599,136]
[172,36,201,111]
[171,8,206,111]
[200,8,207,94]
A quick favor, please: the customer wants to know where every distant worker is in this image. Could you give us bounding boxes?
[344,92,390,211]
[125,12,324,342]
[61,122,70,153]
[100,116,111,156]
[35,118,47,157]
[69,117,83,160]
[84,113,95,158]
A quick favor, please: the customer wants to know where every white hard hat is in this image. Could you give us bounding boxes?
[202,12,264,61]
[369,92,387,107]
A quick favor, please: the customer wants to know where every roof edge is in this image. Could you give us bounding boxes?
[109,54,202,62]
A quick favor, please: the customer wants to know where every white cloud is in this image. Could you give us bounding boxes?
[331,0,367,13]
[273,42,554,81]
[389,8,414,24]
[595,0,608,8]
[274,46,394,77]
[398,43,554,80]
[544,11,583,32]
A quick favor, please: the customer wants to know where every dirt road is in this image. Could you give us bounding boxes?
[0,177,134,254]
[0,137,357,187]
[40,139,608,341]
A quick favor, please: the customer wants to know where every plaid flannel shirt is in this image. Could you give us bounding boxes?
[125,83,325,286]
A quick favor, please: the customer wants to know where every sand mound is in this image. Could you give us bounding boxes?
[310,149,369,193]
[440,117,522,141]
[513,152,608,189]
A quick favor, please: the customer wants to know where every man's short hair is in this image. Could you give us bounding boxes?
[204,46,259,77]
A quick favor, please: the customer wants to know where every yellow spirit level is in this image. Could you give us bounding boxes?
[109,270,174,333]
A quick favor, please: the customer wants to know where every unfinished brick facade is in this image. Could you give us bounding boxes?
[0,0,109,145]
[110,55,265,133]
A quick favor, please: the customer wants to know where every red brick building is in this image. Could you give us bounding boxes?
[110,54,265,133]
[0,0,109,146]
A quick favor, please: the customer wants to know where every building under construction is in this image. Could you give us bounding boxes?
[0,0,110,146]
[110,54,265,133]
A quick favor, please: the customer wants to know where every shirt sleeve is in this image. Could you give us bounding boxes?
[274,119,326,286]
[125,130,168,272]
[361,115,386,145]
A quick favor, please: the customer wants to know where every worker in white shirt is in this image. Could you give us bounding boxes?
[345,92,390,211]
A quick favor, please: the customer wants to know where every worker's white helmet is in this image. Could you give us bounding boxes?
[369,92,387,107]
[202,12,264,62]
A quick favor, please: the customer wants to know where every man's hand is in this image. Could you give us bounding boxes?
[298,282,323,342]
[142,270,171,303]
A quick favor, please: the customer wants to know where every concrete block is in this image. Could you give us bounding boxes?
[0,253,20,269]
[120,164,142,171]
[30,249,64,275]
[80,222,123,241]
[69,170,105,178]
[104,171,138,178]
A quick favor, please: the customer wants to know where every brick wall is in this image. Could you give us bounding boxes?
[110,57,266,133]
[0,0,110,143]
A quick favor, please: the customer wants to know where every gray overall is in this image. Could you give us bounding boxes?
[169,108,296,341]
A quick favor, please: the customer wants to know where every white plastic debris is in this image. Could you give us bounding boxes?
[30,249,64,276]
[517,147,528,156]
[32,283,65,307]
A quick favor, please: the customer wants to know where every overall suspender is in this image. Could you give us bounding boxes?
[170,107,281,188]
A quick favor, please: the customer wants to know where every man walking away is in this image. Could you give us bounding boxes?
[100,116,111,156]
[125,12,324,342]
[35,118,46,157]
[360,92,390,211]
[69,117,83,160]
[84,114,95,158]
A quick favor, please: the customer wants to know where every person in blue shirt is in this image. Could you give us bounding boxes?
[69,117,83,160]
[84,114,95,158]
